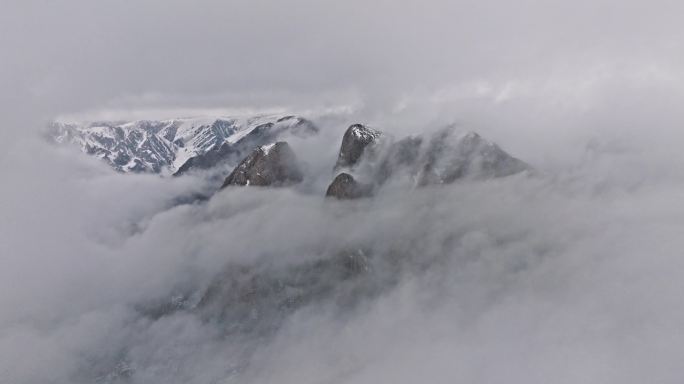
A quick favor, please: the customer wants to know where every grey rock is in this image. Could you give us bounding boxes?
[221,142,303,188]
[325,126,530,199]
[334,124,382,170]
[325,173,372,199]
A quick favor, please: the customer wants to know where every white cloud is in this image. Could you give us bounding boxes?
[3,0,684,383]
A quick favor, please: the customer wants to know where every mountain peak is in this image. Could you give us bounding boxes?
[334,124,383,170]
[50,114,317,175]
[325,173,372,199]
[221,141,303,188]
[326,126,530,198]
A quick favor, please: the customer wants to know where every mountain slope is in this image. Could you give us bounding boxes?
[50,115,317,174]
[326,125,531,198]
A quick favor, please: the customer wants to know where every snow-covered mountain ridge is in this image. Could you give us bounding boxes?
[50,115,317,174]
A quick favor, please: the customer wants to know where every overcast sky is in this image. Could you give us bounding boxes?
[2,0,683,123]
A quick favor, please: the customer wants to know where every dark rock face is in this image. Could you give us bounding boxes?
[325,173,373,199]
[334,124,382,170]
[221,142,303,188]
[174,117,318,176]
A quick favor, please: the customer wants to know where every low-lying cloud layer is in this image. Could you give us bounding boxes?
[3,0,684,383]
[3,104,684,383]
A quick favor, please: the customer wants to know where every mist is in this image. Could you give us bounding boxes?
[3,0,684,383]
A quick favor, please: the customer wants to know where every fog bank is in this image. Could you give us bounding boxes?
[3,0,684,383]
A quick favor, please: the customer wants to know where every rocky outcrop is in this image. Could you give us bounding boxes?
[326,126,530,199]
[221,141,303,188]
[334,124,382,170]
[325,173,372,199]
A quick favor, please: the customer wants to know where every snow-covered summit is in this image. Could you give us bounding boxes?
[349,123,381,141]
[50,114,317,174]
